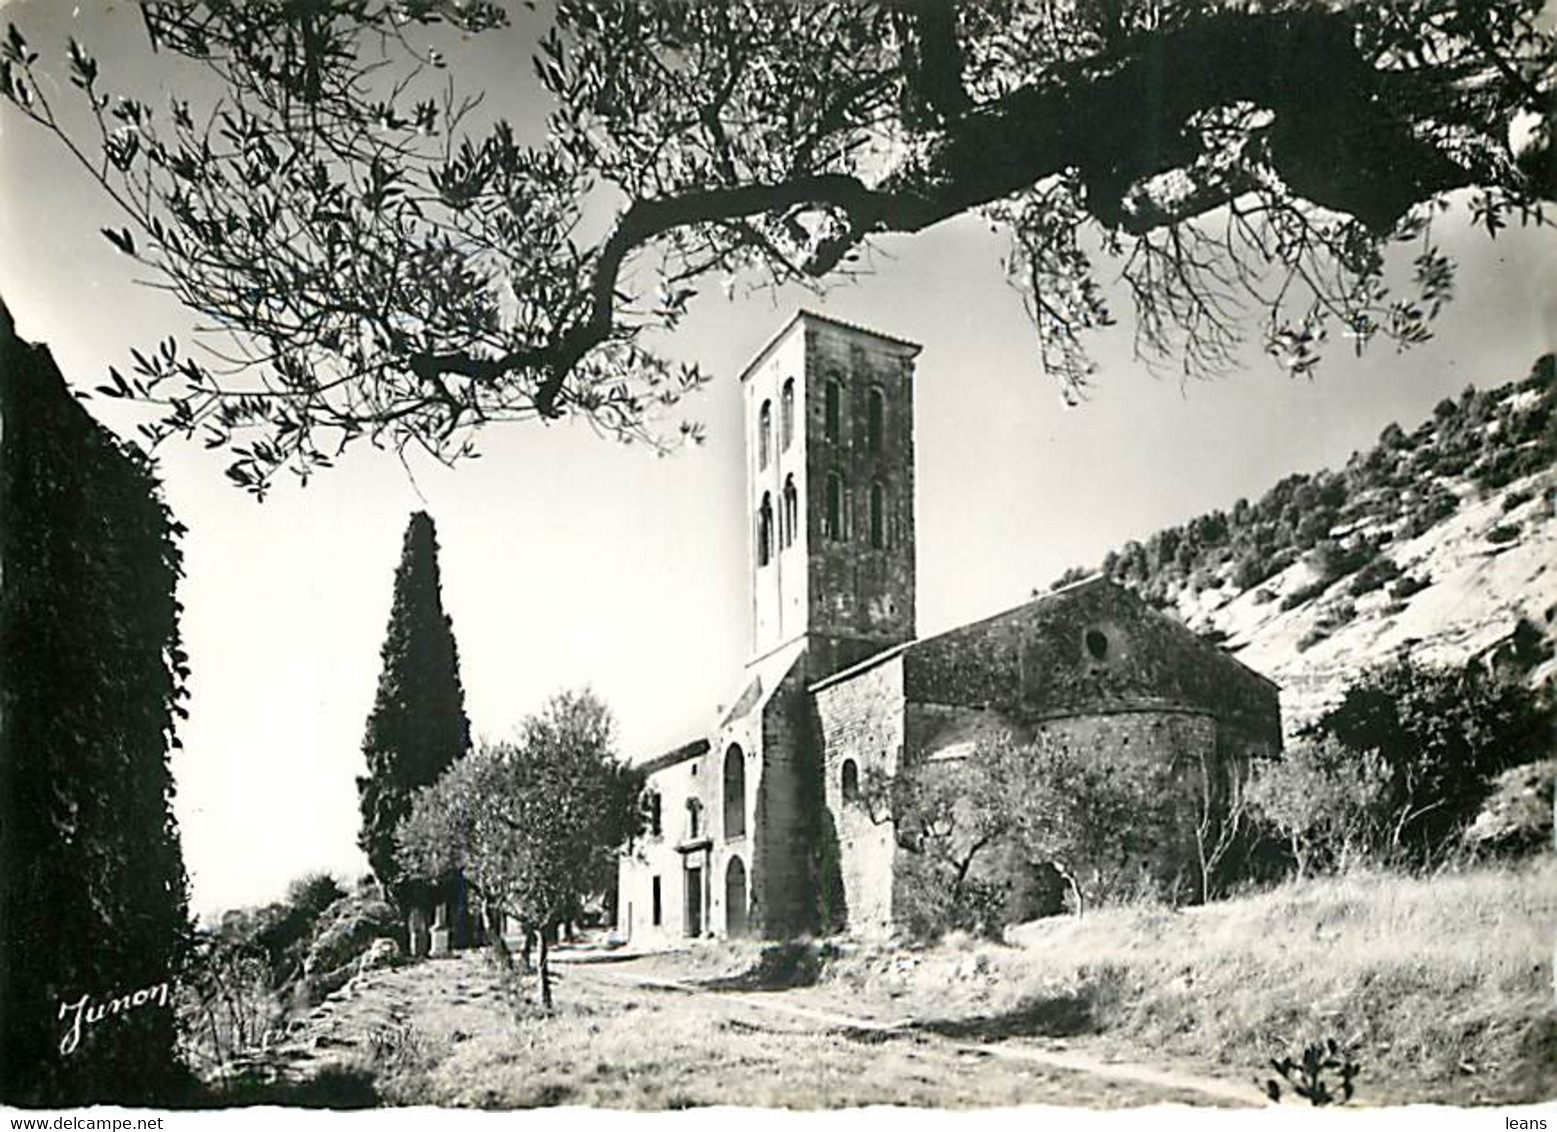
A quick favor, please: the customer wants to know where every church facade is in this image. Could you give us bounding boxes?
[616,311,1282,942]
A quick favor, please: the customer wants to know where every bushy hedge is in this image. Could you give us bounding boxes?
[0,301,192,1106]
[1250,658,1552,874]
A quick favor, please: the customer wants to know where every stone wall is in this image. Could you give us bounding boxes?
[903,576,1281,750]
[811,577,1283,936]
[753,657,824,936]
[814,655,907,936]
[802,317,918,672]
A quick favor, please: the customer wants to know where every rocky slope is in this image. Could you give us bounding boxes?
[1055,355,1557,735]
[1216,465,1554,731]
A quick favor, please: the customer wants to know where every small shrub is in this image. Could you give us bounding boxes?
[1502,488,1533,512]
[1316,599,1357,630]
[1476,447,1525,490]
[1297,626,1330,652]
[286,873,347,923]
[1306,658,1550,865]
[1348,555,1401,597]
[1051,565,1091,591]
[1246,739,1388,877]
[1462,758,1556,858]
[1403,491,1459,538]
[1309,539,1376,582]
[363,1019,437,1101]
[1487,523,1520,545]
[1390,573,1431,600]
[1267,546,1299,574]
[177,936,278,1075]
[1263,1038,1361,1106]
[1232,551,1276,590]
[305,894,402,976]
[1281,579,1331,612]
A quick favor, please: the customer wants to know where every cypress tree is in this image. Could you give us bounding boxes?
[357,512,471,910]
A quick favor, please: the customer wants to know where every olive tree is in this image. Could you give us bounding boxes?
[395,689,640,1008]
[1,1,1550,494]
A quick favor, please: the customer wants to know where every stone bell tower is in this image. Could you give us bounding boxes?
[739,311,919,680]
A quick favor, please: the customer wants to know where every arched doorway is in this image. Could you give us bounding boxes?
[725,856,748,938]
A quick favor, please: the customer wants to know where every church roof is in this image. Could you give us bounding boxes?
[807,574,1115,694]
[633,639,809,777]
[808,573,1281,709]
[635,737,709,775]
[737,309,922,384]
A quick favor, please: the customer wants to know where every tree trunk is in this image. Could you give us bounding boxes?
[537,929,553,1011]
[1054,861,1084,919]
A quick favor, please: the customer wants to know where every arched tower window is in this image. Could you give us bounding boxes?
[758,399,773,469]
[866,387,885,453]
[841,759,860,803]
[869,481,886,549]
[757,493,774,566]
[824,376,843,445]
[825,471,847,542]
[780,379,795,450]
[781,476,798,549]
[724,744,746,839]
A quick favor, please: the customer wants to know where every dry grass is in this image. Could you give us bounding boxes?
[262,862,1556,1108]
[398,974,1210,1109]
[806,859,1557,1104]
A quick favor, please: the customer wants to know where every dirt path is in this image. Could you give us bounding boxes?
[564,960,1264,1108]
[217,949,1271,1108]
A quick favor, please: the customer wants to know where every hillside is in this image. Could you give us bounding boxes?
[1053,355,1557,732]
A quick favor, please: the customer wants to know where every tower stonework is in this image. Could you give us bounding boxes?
[741,311,920,681]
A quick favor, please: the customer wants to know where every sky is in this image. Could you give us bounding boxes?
[0,1,1553,920]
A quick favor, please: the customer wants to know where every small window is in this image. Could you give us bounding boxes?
[687,798,702,840]
[869,481,886,549]
[1085,628,1110,661]
[644,791,663,838]
[781,476,798,549]
[825,472,847,542]
[841,759,860,803]
[651,876,662,926]
[781,379,795,450]
[757,493,774,566]
[758,400,772,469]
[825,376,843,445]
[867,387,885,453]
